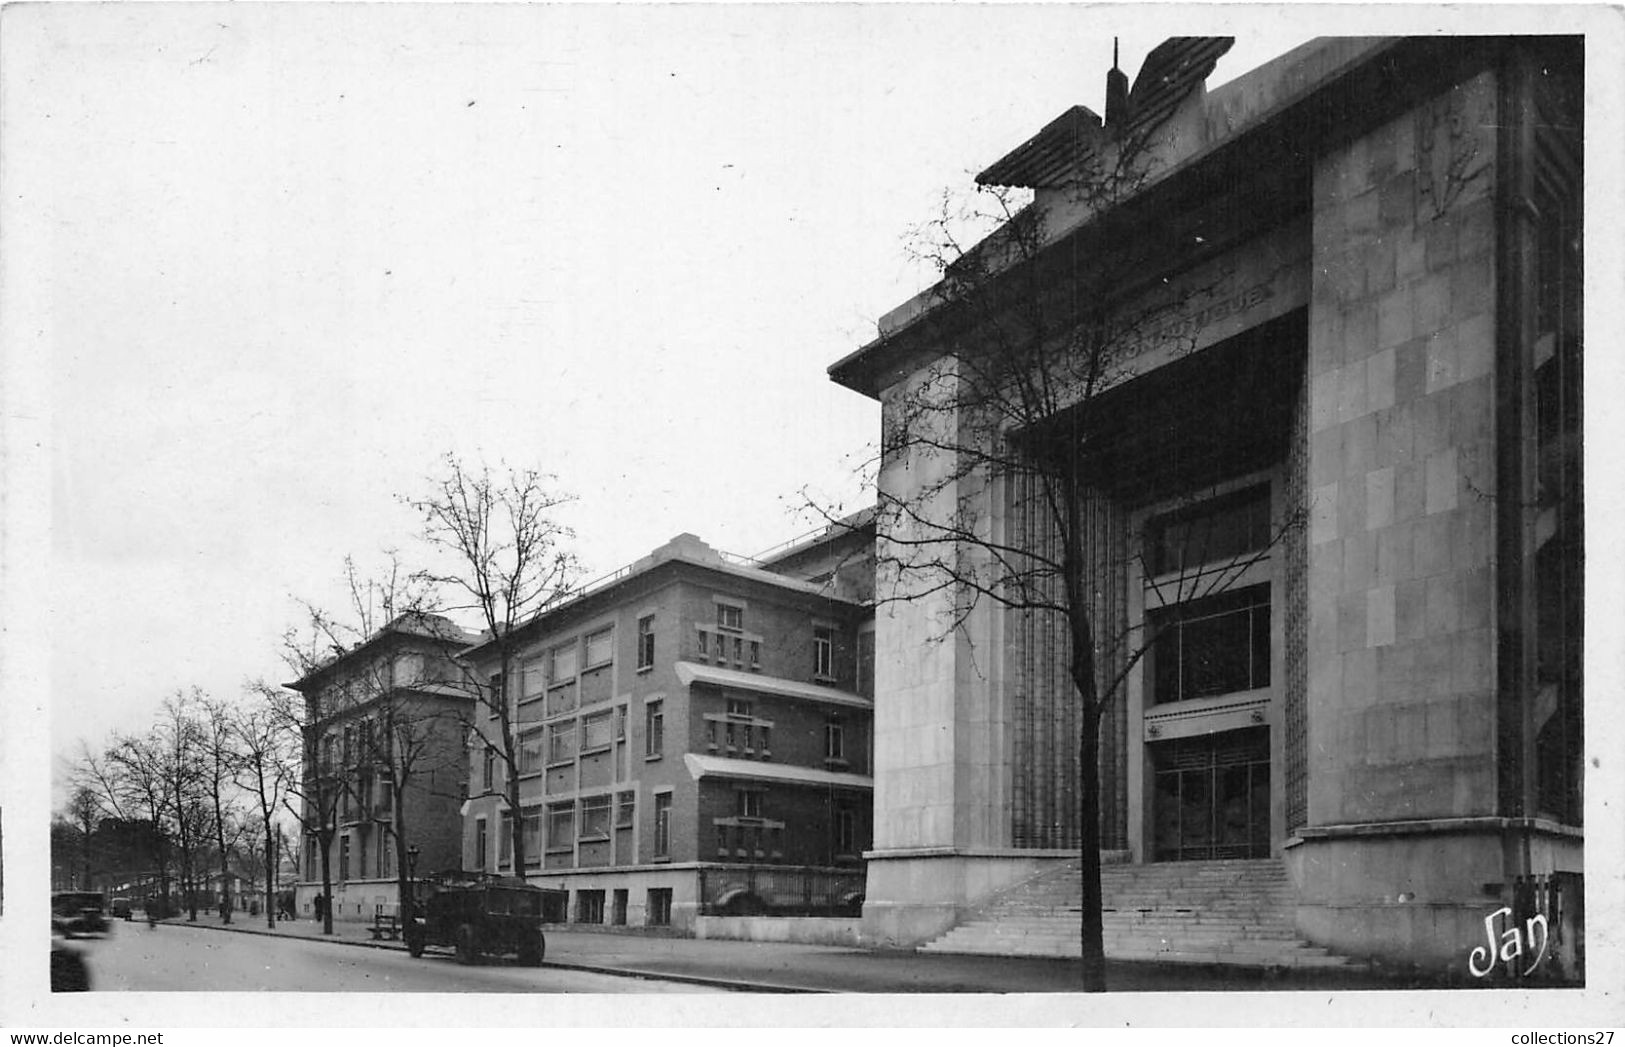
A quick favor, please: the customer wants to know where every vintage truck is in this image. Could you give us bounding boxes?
[403,872,547,966]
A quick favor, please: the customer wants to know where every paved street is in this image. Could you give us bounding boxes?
[69,913,1420,993]
[74,922,721,993]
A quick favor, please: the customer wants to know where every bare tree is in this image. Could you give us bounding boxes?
[233,686,297,929]
[198,694,247,923]
[403,454,579,876]
[64,787,103,890]
[92,735,174,916]
[813,39,1302,991]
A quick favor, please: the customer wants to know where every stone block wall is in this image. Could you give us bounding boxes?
[1306,71,1502,828]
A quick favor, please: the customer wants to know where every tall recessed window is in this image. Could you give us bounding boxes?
[825,718,846,762]
[653,793,672,858]
[637,615,655,670]
[813,626,834,678]
[645,700,664,758]
[546,803,573,852]
[717,603,743,632]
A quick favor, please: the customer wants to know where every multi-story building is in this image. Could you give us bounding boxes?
[288,611,478,921]
[829,36,1582,973]
[459,531,873,932]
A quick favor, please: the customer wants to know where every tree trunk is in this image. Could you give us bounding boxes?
[393,785,413,925]
[264,829,277,930]
[1077,700,1106,991]
[319,833,335,934]
[217,817,233,924]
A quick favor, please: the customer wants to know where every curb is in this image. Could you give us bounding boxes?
[159,919,822,994]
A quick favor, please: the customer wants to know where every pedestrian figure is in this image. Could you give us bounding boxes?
[313,893,325,922]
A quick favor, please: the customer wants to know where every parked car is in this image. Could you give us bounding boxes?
[51,891,108,937]
[110,897,133,921]
[404,872,546,966]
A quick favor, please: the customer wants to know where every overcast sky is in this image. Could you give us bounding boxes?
[1,4,1325,771]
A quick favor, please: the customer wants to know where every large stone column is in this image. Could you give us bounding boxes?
[1291,71,1515,968]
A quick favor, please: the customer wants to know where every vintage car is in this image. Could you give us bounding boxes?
[110,897,134,920]
[403,872,546,966]
[51,891,109,937]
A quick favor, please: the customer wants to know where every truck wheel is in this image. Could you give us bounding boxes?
[405,925,425,958]
[455,924,478,965]
[520,935,545,967]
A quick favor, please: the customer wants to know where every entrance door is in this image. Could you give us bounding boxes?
[1152,726,1270,861]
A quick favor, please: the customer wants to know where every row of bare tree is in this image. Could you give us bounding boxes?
[59,456,583,934]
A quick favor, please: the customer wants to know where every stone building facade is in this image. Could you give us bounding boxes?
[829,36,1582,971]
[289,612,478,922]
[458,532,873,933]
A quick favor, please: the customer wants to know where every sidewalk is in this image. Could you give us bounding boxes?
[152,914,1420,993]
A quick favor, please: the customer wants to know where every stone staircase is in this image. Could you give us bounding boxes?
[920,858,1357,969]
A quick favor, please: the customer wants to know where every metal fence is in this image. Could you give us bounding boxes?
[696,864,866,917]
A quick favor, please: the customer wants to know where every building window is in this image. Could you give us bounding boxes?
[581,711,612,752]
[576,890,605,925]
[549,721,577,764]
[696,626,709,658]
[835,806,857,856]
[612,889,628,926]
[482,747,495,792]
[549,643,579,684]
[307,837,318,877]
[749,640,761,668]
[717,603,743,632]
[522,807,543,865]
[339,835,351,881]
[473,818,487,870]
[647,888,672,926]
[1147,484,1271,577]
[584,627,614,670]
[653,793,672,858]
[727,697,753,718]
[825,718,846,762]
[499,811,513,866]
[614,705,627,741]
[519,730,545,775]
[580,794,612,839]
[488,671,505,708]
[637,615,655,670]
[519,657,546,705]
[814,626,834,678]
[616,790,635,829]
[1149,584,1271,705]
[736,789,763,819]
[546,803,574,852]
[645,700,664,758]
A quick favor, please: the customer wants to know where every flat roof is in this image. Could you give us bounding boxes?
[683,753,874,791]
[675,661,873,711]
